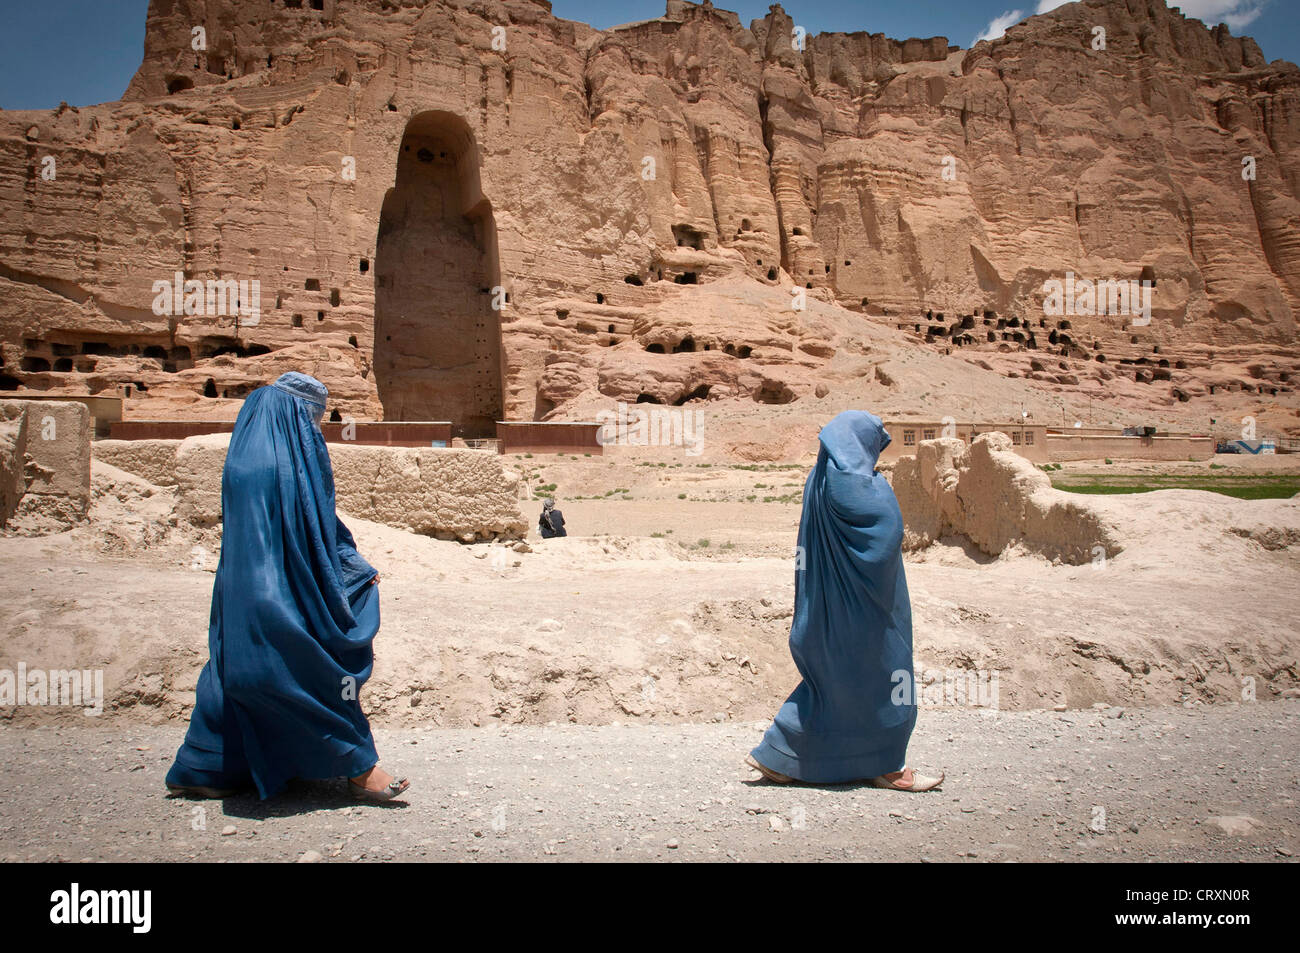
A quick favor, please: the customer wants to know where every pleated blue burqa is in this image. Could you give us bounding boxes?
[751,410,916,782]
[166,373,382,799]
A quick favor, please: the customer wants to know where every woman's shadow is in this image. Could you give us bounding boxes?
[181,778,411,820]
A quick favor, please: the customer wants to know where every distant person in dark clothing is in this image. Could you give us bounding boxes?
[539,498,567,538]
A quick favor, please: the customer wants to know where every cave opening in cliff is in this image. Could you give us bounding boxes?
[672,224,705,250]
[375,111,503,437]
[674,385,710,405]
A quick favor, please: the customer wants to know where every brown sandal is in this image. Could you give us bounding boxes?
[870,767,945,792]
[745,754,795,784]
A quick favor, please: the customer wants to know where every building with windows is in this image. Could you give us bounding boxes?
[881,422,1048,464]
[880,421,1214,464]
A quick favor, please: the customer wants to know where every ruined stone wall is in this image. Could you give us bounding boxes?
[94,435,527,540]
[0,400,91,534]
[891,431,1123,562]
[0,0,1296,426]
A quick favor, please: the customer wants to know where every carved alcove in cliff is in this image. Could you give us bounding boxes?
[374,110,503,437]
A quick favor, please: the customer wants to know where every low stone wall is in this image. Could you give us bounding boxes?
[0,400,91,535]
[1046,433,1215,462]
[94,435,527,541]
[93,439,182,486]
[496,422,603,454]
[109,419,454,447]
[891,432,1123,564]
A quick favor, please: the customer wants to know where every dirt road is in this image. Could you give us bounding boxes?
[2,701,1295,862]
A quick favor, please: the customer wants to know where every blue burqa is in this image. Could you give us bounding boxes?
[166,373,382,799]
[751,411,916,783]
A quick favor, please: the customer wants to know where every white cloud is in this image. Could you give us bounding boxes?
[979,0,1265,49]
[1035,0,1266,31]
[974,9,1026,45]
[1171,1,1267,31]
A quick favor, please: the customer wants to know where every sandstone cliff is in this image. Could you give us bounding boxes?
[1,0,1297,445]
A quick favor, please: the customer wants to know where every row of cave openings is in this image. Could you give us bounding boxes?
[693,215,860,291]
[910,307,1185,378]
[9,265,370,400]
[3,335,357,413]
[621,221,847,292]
[553,309,756,361]
[644,339,753,359]
[8,338,276,398]
[629,379,796,408]
[907,305,1290,396]
[912,308,1084,352]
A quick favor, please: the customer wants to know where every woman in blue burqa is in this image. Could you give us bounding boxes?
[746,410,943,791]
[165,372,409,801]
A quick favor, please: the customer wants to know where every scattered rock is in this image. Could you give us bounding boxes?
[1208,815,1260,836]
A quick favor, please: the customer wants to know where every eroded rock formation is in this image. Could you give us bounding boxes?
[1,0,1297,437]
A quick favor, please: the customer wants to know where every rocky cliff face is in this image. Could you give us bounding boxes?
[1,0,1297,438]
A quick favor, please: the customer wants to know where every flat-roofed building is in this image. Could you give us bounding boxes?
[881,421,1049,464]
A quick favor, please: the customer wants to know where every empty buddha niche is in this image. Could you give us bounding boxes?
[374,110,503,437]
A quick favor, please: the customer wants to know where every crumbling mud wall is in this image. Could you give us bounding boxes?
[892,432,1123,563]
[93,436,527,541]
[0,400,90,535]
[85,438,180,487]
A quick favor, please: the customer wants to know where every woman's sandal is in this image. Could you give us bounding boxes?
[744,754,795,784]
[870,767,945,792]
[348,775,411,801]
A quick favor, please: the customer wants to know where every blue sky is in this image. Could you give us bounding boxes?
[0,1,1294,111]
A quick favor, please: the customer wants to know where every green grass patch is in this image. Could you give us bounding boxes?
[1052,474,1300,500]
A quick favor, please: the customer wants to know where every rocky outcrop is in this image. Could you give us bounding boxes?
[1,0,1296,434]
[891,431,1123,563]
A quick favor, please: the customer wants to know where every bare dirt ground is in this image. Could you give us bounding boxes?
[1,701,1296,862]
[1,450,1297,862]
[2,450,1298,726]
